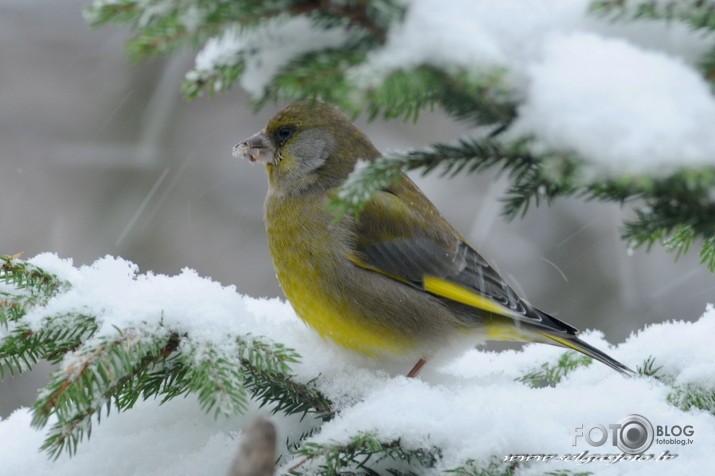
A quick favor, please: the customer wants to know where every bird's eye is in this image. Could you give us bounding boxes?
[275,126,295,144]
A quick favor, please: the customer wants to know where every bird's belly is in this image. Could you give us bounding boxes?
[275,257,413,357]
[265,193,421,358]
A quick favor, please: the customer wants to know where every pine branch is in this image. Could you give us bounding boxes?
[1,256,334,458]
[590,0,715,81]
[430,69,517,128]
[668,384,715,415]
[83,1,715,271]
[444,458,519,476]
[4,256,714,471]
[332,138,715,271]
[539,472,593,476]
[330,137,578,222]
[289,439,588,476]
[239,336,334,419]
[0,255,75,376]
[254,41,389,118]
[330,137,535,219]
[262,60,516,127]
[28,325,331,458]
[243,365,334,420]
[184,61,245,98]
[305,0,401,44]
[636,356,715,415]
[589,168,715,270]
[636,355,663,377]
[82,0,142,26]
[590,0,715,31]
[0,313,98,378]
[516,351,593,388]
[86,0,516,131]
[31,328,180,458]
[290,433,441,475]
[0,255,68,321]
[699,46,715,82]
[84,0,397,62]
[353,67,517,126]
[84,0,299,60]
[502,152,580,220]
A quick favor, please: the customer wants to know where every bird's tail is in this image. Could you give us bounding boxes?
[515,307,634,376]
[482,304,634,375]
[537,330,634,376]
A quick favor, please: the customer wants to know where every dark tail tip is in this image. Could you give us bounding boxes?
[540,332,635,376]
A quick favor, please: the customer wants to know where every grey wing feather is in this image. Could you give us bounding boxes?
[357,238,579,335]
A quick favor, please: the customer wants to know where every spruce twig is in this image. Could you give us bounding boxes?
[83,0,715,270]
[444,457,519,476]
[28,327,333,458]
[637,356,715,416]
[516,351,593,388]
[2,256,335,458]
[591,0,715,31]
[289,433,440,475]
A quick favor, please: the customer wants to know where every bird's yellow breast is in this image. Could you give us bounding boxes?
[265,191,411,357]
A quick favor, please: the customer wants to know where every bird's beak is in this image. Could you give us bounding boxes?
[233,131,275,164]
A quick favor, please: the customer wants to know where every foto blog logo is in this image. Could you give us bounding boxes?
[572,414,695,455]
[572,414,660,454]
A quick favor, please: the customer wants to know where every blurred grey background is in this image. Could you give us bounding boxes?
[2,1,714,417]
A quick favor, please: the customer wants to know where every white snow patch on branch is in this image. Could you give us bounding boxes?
[1,254,714,474]
[510,33,715,175]
[353,0,715,174]
[192,16,350,96]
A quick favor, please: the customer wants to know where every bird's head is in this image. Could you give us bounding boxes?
[234,101,380,194]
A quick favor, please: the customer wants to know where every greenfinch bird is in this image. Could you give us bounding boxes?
[234,101,633,377]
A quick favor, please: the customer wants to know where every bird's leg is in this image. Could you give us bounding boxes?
[406,358,428,378]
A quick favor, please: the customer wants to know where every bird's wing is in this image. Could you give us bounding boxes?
[348,177,578,335]
[345,177,639,376]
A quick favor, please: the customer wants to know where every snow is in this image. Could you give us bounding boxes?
[191,16,350,96]
[1,253,714,475]
[179,5,203,33]
[193,27,243,73]
[511,33,715,175]
[352,0,715,175]
[23,255,248,350]
[84,0,174,28]
[360,0,586,75]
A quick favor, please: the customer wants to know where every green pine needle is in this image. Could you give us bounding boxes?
[290,433,440,475]
[444,458,518,476]
[81,0,715,271]
[517,351,593,388]
[1,256,332,458]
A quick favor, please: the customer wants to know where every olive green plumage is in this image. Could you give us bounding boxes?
[234,100,633,376]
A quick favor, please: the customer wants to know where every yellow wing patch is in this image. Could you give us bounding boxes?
[422,275,512,316]
[538,332,584,353]
[483,320,535,342]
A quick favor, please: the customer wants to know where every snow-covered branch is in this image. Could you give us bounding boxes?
[1,254,713,474]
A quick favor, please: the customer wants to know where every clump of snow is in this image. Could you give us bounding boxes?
[1,253,714,475]
[82,0,123,24]
[358,0,589,77]
[350,0,715,175]
[22,255,249,350]
[510,33,715,175]
[0,396,310,476]
[179,5,203,33]
[193,26,243,72]
[620,305,715,388]
[191,16,350,96]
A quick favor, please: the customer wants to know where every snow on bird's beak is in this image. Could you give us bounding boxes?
[233,131,275,164]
